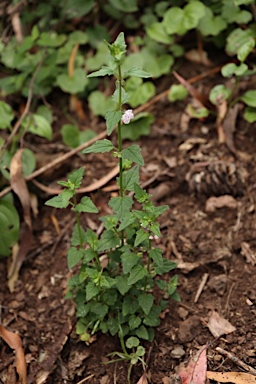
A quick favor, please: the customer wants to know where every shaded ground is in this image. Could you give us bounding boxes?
[0,60,256,384]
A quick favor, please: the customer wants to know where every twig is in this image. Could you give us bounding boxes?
[0,50,46,160]
[216,347,256,376]
[194,273,209,303]
[76,374,94,384]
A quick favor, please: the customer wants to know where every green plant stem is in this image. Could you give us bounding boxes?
[73,195,83,249]
[144,237,152,291]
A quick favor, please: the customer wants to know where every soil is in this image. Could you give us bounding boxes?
[0,58,256,384]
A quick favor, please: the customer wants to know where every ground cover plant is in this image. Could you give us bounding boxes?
[0,1,256,383]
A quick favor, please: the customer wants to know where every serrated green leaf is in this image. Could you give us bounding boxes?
[109,196,133,221]
[119,212,136,231]
[135,325,149,340]
[87,66,114,77]
[112,86,130,104]
[90,302,108,318]
[98,230,120,251]
[128,264,147,285]
[122,145,144,166]
[83,248,97,263]
[150,222,161,237]
[122,295,139,316]
[121,252,141,274]
[134,183,151,203]
[129,315,141,330]
[124,67,151,78]
[67,247,84,269]
[149,248,163,268]
[26,114,52,140]
[119,165,140,192]
[85,229,99,251]
[115,275,130,295]
[138,293,154,315]
[168,275,179,296]
[45,189,73,208]
[134,229,149,247]
[0,101,14,129]
[108,317,119,336]
[71,224,86,246]
[143,306,161,327]
[155,259,177,275]
[86,281,100,301]
[105,110,122,135]
[75,196,98,213]
[68,167,85,188]
[82,139,114,154]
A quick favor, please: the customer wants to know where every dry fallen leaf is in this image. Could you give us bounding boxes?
[207,310,236,338]
[207,371,256,383]
[185,49,213,67]
[178,345,207,384]
[205,195,238,213]
[0,325,27,384]
[136,372,148,384]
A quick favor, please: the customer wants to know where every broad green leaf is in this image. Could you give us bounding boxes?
[109,196,133,221]
[76,303,91,317]
[149,248,163,268]
[0,101,14,129]
[221,62,248,77]
[56,68,88,94]
[226,28,255,56]
[86,281,100,301]
[108,317,119,336]
[134,229,149,247]
[83,248,97,263]
[124,67,152,78]
[163,7,186,35]
[128,81,155,108]
[82,139,114,154]
[143,306,161,327]
[120,165,140,192]
[61,124,96,148]
[122,145,144,166]
[135,325,149,340]
[88,91,116,116]
[0,200,19,257]
[129,315,141,330]
[45,189,73,208]
[198,8,227,36]
[38,32,66,47]
[121,252,141,274]
[87,66,114,77]
[99,215,118,230]
[115,275,130,295]
[67,247,84,269]
[209,85,231,104]
[134,183,151,203]
[98,230,120,251]
[62,0,94,18]
[112,86,130,104]
[122,295,139,316]
[150,222,161,237]
[119,212,136,230]
[241,90,256,107]
[127,264,147,285]
[168,84,188,102]
[136,346,146,357]
[155,259,177,275]
[85,229,99,250]
[68,166,85,188]
[222,2,252,24]
[71,224,86,246]
[26,114,52,140]
[244,106,256,123]
[121,111,153,141]
[146,22,174,44]
[109,0,138,12]
[138,293,154,315]
[237,39,255,63]
[105,110,122,135]
[22,149,36,177]
[75,197,98,213]
[90,302,108,318]
[36,105,53,124]
[69,31,88,44]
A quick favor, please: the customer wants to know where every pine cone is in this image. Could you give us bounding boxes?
[185,161,247,197]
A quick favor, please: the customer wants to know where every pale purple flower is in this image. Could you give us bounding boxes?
[122,109,134,124]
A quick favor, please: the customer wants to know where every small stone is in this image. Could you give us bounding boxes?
[177,307,189,320]
[171,346,185,359]
[208,274,227,296]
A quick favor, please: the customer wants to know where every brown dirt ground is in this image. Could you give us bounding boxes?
[0,60,256,384]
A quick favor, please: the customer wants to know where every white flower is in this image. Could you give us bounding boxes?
[122,109,134,124]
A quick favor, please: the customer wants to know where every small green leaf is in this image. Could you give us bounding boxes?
[122,145,144,166]
[108,317,119,336]
[0,101,14,129]
[129,315,141,330]
[168,275,179,296]
[105,110,122,135]
[121,252,141,274]
[119,165,140,192]
[209,85,231,105]
[128,264,147,285]
[82,139,114,154]
[26,114,52,140]
[45,189,74,208]
[138,293,154,315]
[149,248,163,268]
[119,212,136,231]
[75,197,98,213]
[90,302,108,318]
[168,84,188,102]
[0,200,19,256]
[87,66,114,77]
[244,106,256,123]
[38,31,66,47]
[112,86,130,104]
[68,167,85,188]
[237,39,255,63]
[241,90,256,107]
[143,306,161,327]
[85,229,99,250]
[126,336,140,349]
[124,67,151,78]
[121,112,154,141]
[56,68,88,94]
[109,196,133,221]
[98,230,120,251]
[155,259,177,274]
[122,295,139,316]
[71,224,86,246]
[115,275,130,295]
[67,247,84,269]
[134,229,149,247]
[22,149,36,177]
[135,325,149,340]
[146,22,174,44]
[134,183,151,203]
[88,91,116,117]
[86,281,100,301]
[136,345,145,357]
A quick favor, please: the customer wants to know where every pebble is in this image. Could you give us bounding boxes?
[208,274,227,296]
[177,315,201,343]
[177,307,189,320]
[171,346,185,359]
